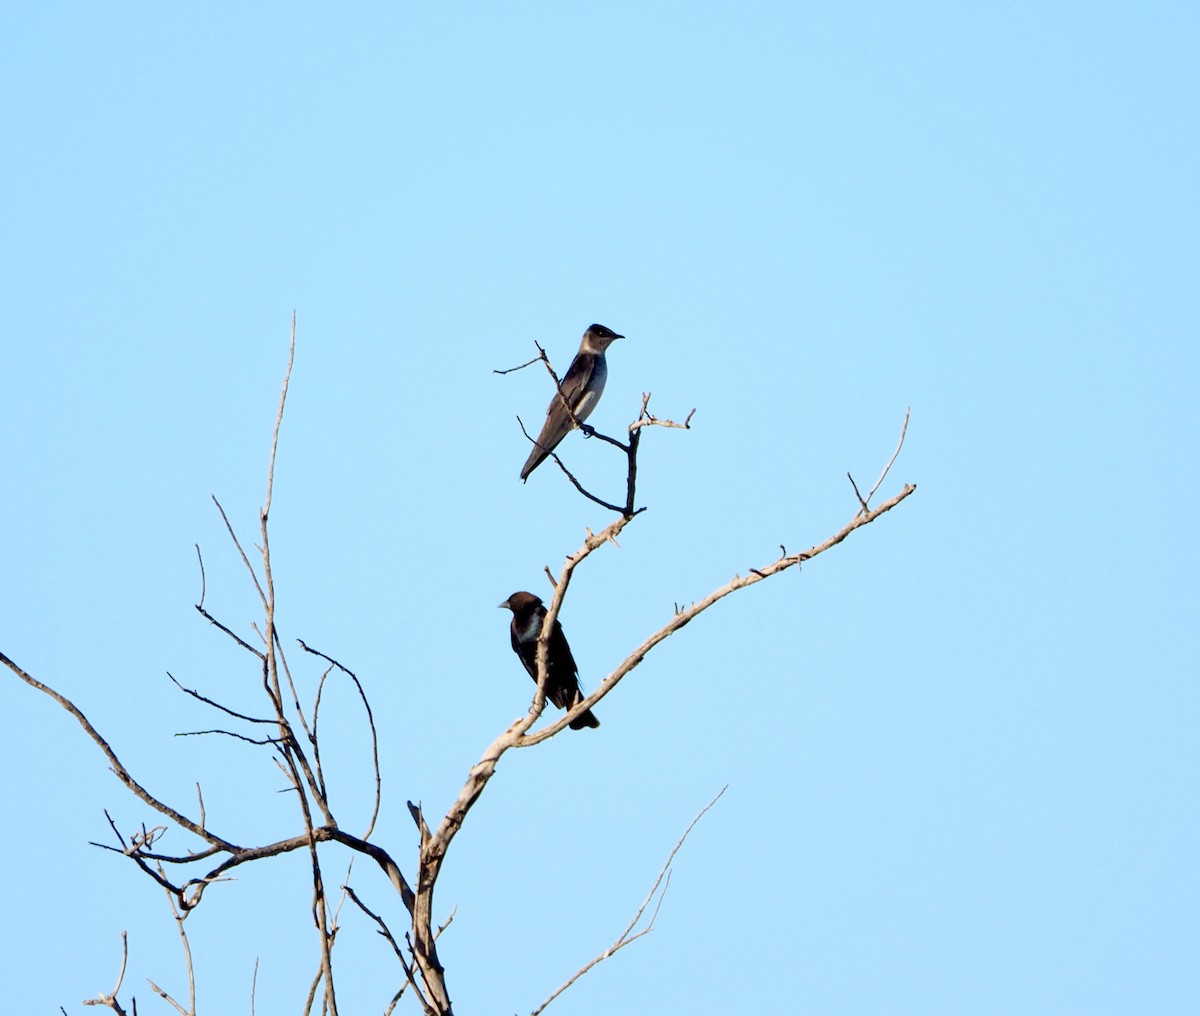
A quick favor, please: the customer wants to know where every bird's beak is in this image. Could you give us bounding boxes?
[497,600,510,609]
[613,333,625,339]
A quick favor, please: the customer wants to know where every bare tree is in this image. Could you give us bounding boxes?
[2,319,916,1014]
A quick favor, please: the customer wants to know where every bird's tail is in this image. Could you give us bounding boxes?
[569,706,600,730]
[519,447,546,482]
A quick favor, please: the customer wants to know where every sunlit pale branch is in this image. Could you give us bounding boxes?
[146,872,198,1016]
[223,323,337,1016]
[865,406,910,507]
[262,312,294,523]
[521,480,917,746]
[6,319,916,1016]
[531,786,727,1015]
[629,392,696,433]
[847,407,911,516]
[80,931,130,1014]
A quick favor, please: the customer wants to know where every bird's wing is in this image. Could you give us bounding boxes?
[521,353,595,479]
[545,619,581,711]
[547,352,594,418]
[510,625,537,681]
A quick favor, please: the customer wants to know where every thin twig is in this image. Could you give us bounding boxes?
[492,355,542,375]
[865,406,911,507]
[263,312,295,522]
[174,728,283,746]
[846,472,869,513]
[194,545,206,610]
[531,786,728,1015]
[161,871,197,1016]
[515,412,628,512]
[80,931,130,1014]
[166,672,274,725]
[0,652,238,851]
[298,640,383,840]
[210,495,267,612]
[519,481,917,747]
[311,666,332,803]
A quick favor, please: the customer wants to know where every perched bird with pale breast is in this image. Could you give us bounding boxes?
[498,591,600,730]
[520,323,625,481]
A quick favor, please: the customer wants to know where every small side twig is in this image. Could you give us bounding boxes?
[848,407,911,515]
[166,672,274,726]
[531,785,728,1015]
[493,355,542,375]
[865,406,910,506]
[80,931,130,1014]
[343,886,433,1015]
[298,639,383,840]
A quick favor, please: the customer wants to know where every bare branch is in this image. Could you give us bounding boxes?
[211,495,268,613]
[492,354,542,375]
[174,728,283,747]
[80,931,130,1014]
[194,544,206,610]
[865,406,911,508]
[629,392,695,433]
[274,629,317,747]
[263,312,295,522]
[191,599,267,660]
[299,640,383,840]
[531,786,728,1015]
[514,413,625,512]
[343,886,434,1015]
[1,652,239,851]
[166,672,274,725]
[311,666,333,804]
[520,481,917,746]
[846,471,869,513]
[159,873,197,1016]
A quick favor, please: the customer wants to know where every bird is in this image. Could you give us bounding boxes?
[498,591,600,729]
[520,323,625,481]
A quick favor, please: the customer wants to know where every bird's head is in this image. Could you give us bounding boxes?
[498,591,542,617]
[581,323,625,353]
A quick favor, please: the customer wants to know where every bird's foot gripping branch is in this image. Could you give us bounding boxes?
[497,324,694,516]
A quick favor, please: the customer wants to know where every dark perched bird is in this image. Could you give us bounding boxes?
[520,323,625,481]
[498,591,600,729]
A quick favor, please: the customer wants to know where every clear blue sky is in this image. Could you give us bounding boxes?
[2,4,1197,1013]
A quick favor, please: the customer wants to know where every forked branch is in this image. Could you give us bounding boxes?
[503,343,693,516]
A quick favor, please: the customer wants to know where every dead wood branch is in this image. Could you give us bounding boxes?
[299,639,384,840]
[531,785,727,1015]
[506,344,692,516]
[80,931,130,1013]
